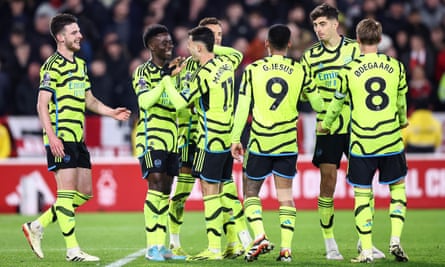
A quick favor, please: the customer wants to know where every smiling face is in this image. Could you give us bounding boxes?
[59,23,83,52]
[149,32,174,61]
[312,16,338,42]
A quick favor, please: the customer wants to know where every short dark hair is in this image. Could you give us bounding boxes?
[142,24,169,48]
[188,26,214,52]
[356,18,382,45]
[49,13,77,40]
[310,3,339,22]
[198,17,221,27]
[268,24,290,50]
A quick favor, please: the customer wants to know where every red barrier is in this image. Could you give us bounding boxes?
[1,155,444,214]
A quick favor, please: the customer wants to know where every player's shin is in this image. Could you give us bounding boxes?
[354,187,373,251]
[389,183,407,244]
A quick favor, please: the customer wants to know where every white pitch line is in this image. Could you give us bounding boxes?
[105,248,145,267]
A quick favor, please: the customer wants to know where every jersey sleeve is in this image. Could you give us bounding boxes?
[231,68,252,143]
[321,70,347,129]
[299,53,313,103]
[302,65,323,112]
[300,52,312,75]
[39,67,59,94]
[164,75,193,110]
[82,61,91,92]
[174,58,194,116]
[396,61,408,126]
[214,45,243,70]
[132,66,164,110]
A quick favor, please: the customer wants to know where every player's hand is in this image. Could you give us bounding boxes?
[112,107,131,121]
[171,57,186,76]
[231,143,244,161]
[162,56,185,77]
[317,121,330,134]
[170,56,185,67]
[48,135,65,158]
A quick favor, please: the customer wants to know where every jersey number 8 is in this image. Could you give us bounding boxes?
[365,77,389,111]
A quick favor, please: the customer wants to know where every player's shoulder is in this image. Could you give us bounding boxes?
[273,55,300,65]
[380,53,405,72]
[341,51,370,71]
[344,53,404,73]
[134,61,159,77]
[306,41,323,51]
[366,53,404,70]
[204,56,232,73]
[343,36,358,46]
[246,57,267,69]
[216,52,241,67]
[279,56,303,72]
[302,41,323,56]
[75,56,86,66]
[379,53,401,64]
[183,56,199,71]
[132,62,146,77]
[340,37,360,58]
[41,53,63,71]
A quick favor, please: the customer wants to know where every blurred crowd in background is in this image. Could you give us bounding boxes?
[0,0,445,117]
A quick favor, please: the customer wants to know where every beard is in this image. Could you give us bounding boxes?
[66,40,81,52]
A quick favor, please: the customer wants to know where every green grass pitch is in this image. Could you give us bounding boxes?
[1,209,444,266]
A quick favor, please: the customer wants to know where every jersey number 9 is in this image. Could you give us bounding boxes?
[266,77,288,111]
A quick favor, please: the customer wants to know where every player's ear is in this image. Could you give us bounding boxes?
[55,32,64,43]
[147,40,155,51]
